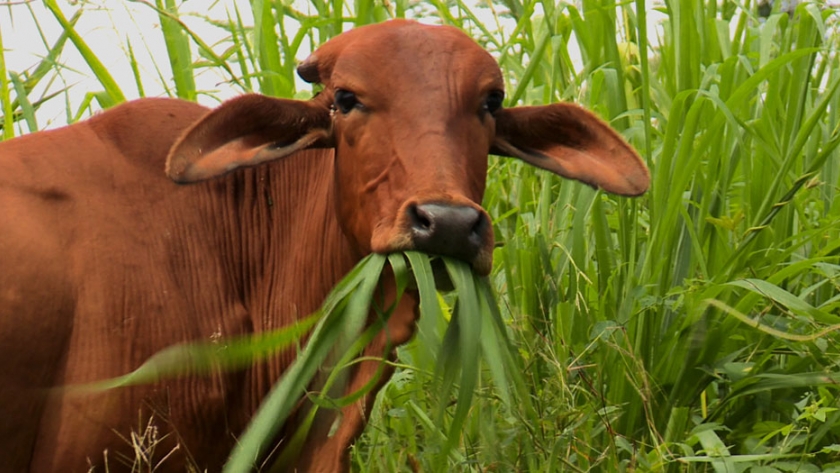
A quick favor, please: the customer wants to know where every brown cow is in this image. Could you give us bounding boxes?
[0,20,648,472]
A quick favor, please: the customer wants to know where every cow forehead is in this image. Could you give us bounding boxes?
[324,22,504,95]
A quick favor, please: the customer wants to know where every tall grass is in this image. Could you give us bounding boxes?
[2,0,840,471]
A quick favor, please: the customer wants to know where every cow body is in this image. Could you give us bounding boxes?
[0,98,370,471]
[0,20,648,472]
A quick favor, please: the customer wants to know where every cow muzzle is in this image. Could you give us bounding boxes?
[404,202,494,276]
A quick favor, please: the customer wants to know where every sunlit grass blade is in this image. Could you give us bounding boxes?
[76,314,320,392]
[719,372,840,410]
[0,24,13,140]
[477,278,532,416]
[9,72,37,132]
[706,299,840,342]
[439,258,481,463]
[271,318,393,471]
[2,9,80,124]
[228,5,253,92]
[405,251,443,366]
[125,39,145,97]
[70,91,113,123]
[725,279,840,324]
[144,2,247,94]
[43,0,126,106]
[155,0,196,101]
[690,427,737,473]
[251,0,289,97]
[224,253,386,473]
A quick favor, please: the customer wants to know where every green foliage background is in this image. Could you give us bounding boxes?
[2,0,840,471]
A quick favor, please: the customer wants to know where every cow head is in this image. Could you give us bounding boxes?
[165,20,649,275]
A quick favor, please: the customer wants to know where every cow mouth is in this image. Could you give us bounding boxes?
[372,200,495,276]
[378,242,492,280]
[399,253,494,294]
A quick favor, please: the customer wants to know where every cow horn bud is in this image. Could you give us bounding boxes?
[297,55,320,83]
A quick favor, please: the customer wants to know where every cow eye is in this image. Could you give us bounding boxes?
[483,91,504,115]
[334,89,361,114]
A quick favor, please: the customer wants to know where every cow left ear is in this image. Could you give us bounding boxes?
[166,94,333,184]
[491,104,649,196]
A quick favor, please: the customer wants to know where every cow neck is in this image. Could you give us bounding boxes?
[185,149,358,338]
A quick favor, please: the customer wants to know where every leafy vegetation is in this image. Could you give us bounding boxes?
[2,0,840,471]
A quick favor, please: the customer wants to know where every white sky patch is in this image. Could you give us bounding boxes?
[2,1,265,128]
[0,1,762,132]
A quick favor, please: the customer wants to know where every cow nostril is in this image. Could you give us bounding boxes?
[408,204,432,231]
[471,212,487,238]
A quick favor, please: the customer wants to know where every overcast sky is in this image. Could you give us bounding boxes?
[4,1,523,130]
[4,1,797,133]
[2,1,276,129]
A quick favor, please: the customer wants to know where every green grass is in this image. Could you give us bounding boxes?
[2,0,840,471]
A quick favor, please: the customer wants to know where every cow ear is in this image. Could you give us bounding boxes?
[491,104,649,196]
[166,94,333,184]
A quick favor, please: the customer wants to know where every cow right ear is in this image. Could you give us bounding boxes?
[491,103,649,196]
[166,94,333,184]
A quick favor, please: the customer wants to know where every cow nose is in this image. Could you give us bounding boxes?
[407,203,489,261]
